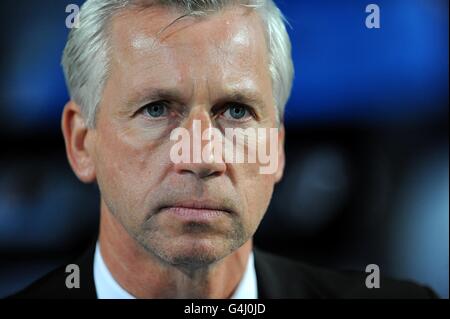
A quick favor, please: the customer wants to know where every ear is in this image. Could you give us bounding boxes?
[61,101,97,183]
[274,124,285,183]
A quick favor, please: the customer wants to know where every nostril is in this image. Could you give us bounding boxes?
[175,165,220,179]
[197,168,221,179]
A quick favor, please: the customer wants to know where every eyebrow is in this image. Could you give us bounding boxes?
[128,88,187,108]
[128,87,267,111]
[220,90,267,110]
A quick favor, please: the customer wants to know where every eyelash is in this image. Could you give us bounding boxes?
[138,101,257,121]
[218,103,256,122]
[138,101,172,119]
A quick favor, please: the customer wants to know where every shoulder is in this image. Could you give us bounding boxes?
[253,248,438,299]
[8,243,97,299]
[9,264,71,299]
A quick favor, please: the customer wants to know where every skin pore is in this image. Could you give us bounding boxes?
[62,4,285,298]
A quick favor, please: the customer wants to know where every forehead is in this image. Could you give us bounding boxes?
[107,5,271,98]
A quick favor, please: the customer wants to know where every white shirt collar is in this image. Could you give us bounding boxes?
[93,242,258,299]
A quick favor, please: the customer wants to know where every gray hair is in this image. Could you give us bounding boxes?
[62,0,294,127]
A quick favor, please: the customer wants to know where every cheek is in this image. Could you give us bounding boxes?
[249,174,275,209]
[236,163,276,227]
[94,123,171,215]
[228,130,279,223]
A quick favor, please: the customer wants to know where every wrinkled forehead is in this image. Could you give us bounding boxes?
[110,4,267,48]
[107,5,270,80]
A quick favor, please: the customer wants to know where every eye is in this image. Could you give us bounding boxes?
[222,104,251,121]
[143,101,169,118]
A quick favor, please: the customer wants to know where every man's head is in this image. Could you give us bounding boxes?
[61,0,293,270]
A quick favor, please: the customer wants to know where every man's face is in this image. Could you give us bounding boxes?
[89,5,284,267]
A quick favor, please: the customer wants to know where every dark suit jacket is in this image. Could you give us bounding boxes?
[9,242,437,299]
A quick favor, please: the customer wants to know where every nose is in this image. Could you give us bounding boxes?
[173,111,226,179]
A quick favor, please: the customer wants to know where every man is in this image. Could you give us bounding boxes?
[11,0,436,298]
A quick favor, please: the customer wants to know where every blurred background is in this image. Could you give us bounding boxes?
[0,0,448,298]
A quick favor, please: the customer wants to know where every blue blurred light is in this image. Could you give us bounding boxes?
[0,0,448,128]
[277,0,449,123]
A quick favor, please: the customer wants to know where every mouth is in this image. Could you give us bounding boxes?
[158,200,233,222]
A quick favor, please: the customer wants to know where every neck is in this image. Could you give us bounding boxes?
[98,204,252,298]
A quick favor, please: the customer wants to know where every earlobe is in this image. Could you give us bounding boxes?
[61,101,97,183]
[275,125,285,183]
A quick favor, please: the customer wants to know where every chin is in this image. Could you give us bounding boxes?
[136,220,248,268]
[171,237,233,267]
[144,234,236,269]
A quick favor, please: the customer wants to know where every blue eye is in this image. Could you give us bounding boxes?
[224,104,250,120]
[144,102,168,118]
